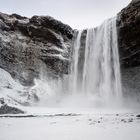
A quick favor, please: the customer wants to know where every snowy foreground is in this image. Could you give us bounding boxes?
[0,107,140,140]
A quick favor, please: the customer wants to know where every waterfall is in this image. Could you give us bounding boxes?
[72,30,83,93]
[70,17,122,105]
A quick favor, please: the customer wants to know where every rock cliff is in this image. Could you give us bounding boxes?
[117,0,140,96]
[0,12,74,86]
[117,0,140,68]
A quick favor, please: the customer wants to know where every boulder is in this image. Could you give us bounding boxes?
[0,104,24,114]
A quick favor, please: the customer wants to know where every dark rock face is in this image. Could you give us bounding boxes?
[117,0,140,95]
[0,12,74,86]
[117,0,140,68]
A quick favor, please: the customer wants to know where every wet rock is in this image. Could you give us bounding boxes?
[136,114,140,118]
[121,119,127,123]
[0,98,5,104]
[0,104,24,114]
[88,119,92,121]
[128,118,133,122]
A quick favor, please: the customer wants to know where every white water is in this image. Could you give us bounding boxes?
[68,17,122,107]
[71,30,83,93]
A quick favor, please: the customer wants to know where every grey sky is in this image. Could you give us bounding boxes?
[0,0,131,29]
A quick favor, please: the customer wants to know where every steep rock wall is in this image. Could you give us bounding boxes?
[117,0,140,96]
[0,13,74,86]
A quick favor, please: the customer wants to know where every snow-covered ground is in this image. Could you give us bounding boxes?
[0,66,140,140]
[0,107,140,140]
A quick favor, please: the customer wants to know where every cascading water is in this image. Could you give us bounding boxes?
[69,17,122,106]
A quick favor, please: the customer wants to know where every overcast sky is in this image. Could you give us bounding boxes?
[0,0,131,29]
